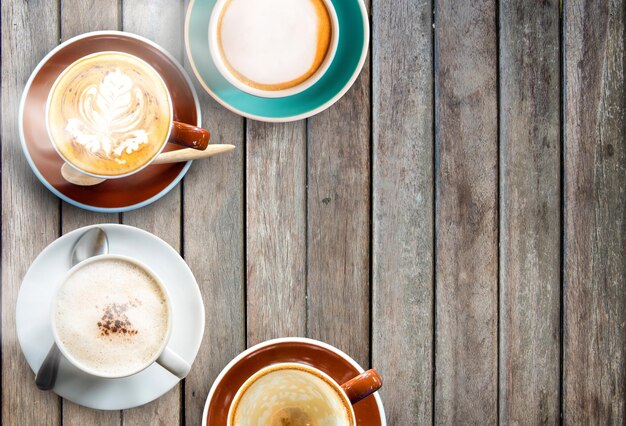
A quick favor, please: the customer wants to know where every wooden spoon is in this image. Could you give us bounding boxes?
[61,144,236,186]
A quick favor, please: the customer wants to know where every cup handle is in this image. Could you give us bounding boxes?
[340,369,383,405]
[169,121,210,151]
[157,346,191,379]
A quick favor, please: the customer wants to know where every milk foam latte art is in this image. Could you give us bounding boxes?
[47,52,172,177]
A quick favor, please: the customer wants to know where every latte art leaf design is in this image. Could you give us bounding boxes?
[65,69,151,163]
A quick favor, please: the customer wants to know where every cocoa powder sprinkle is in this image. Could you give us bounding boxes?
[97,300,139,337]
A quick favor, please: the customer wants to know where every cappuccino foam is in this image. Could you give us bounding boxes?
[54,258,169,376]
[47,52,172,176]
[217,0,332,91]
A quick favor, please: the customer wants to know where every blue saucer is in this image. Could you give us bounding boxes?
[184,0,369,122]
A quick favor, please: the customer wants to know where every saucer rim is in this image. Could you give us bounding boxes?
[184,0,369,123]
[16,223,206,410]
[18,30,199,213]
[201,337,387,425]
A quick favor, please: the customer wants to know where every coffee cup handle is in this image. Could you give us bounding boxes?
[157,346,190,379]
[340,369,383,405]
[169,121,211,151]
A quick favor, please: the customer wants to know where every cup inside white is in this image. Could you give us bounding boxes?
[208,0,340,98]
[51,254,174,379]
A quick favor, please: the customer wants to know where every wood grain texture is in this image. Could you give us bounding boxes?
[498,0,561,424]
[4,1,626,425]
[61,0,120,33]
[1,1,62,425]
[59,1,121,424]
[435,0,498,423]
[182,106,245,426]
[62,403,121,426]
[371,0,434,423]
[120,1,184,424]
[306,37,370,368]
[184,143,246,424]
[182,2,246,420]
[563,0,625,423]
[246,121,307,345]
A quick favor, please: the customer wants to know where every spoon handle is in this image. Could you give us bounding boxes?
[35,343,62,390]
[152,144,235,165]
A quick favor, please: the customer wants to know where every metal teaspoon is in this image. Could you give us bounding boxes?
[35,227,109,391]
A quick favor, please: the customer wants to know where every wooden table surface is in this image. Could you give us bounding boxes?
[2,0,624,424]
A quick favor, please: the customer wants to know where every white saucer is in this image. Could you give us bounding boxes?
[16,224,205,410]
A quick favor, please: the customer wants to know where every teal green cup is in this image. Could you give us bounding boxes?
[185,0,369,122]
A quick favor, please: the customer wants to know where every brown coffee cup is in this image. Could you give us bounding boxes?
[340,368,384,404]
[169,121,210,151]
[227,362,382,425]
[46,51,211,179]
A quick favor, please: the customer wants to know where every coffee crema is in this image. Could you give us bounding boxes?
[217,0,332,91]
[47,52,172,176]
[54,258,169,376]
[230,364,353,426]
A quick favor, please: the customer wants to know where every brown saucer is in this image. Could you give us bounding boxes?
[19,31,200,212]
[203,338,385,425]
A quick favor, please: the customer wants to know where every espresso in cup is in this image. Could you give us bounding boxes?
[211,0,337,97]
[229,363,354,426]
[47,52,172,177]
[54,257,169,377]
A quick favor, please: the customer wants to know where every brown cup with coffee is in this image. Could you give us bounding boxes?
[46,51,210,179]
[227,362,382,425]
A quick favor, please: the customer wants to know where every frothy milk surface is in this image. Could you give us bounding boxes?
[47,52,172,176]
[232,366,353,426]
[218,0,332,90]
[54,258,169,376]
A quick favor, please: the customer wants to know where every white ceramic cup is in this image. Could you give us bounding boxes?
[227,362,382,425]
[51,254,190,379]
[208,0,339,98]
[45,51,211,180]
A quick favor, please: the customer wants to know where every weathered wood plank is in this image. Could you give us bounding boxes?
[61,0,120,33]
[246,121,307,345]
[121,1,184,424]
[499,0,561,424]
[182,107,245,426]
[1,1,62,425]
[563,0,625,423]
[306,29,370,368]
[59,1,121,424]
[61,204,119,233]
[182,3,246,422]
[371,0,434,423]
[62,403,121,426]
[435,0,498,423]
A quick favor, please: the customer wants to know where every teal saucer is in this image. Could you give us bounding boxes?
[185,0,369,122]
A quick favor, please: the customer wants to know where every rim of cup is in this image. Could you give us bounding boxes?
[45,51,175,180]
[227,361,356,425]
[50,253,174,379]
[202,337,387,426]
[208,0,340,98]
